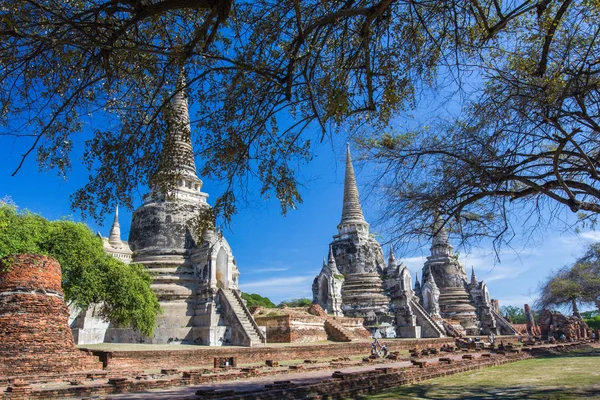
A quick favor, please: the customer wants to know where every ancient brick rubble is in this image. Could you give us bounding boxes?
[0,254,102,376]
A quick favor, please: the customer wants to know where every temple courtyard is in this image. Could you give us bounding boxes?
[1,339,598,399]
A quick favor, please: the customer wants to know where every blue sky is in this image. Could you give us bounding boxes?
[1,116,598,310]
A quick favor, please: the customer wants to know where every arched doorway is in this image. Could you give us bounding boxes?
[216,248,229,289]
[423,288,431,311]
[318,276,329,310]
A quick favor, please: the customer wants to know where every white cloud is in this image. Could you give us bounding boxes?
[580,231,600,242]
[401,256,427,273]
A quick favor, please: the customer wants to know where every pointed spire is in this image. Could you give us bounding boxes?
[327,246,341,275]
[432,214,449,246]
[426,265,438,288]
[157,69,201,184]
[414,272,421,289]
[108,206,122,248]
[338,144,368,233]
[387,245,397,271]
[471,266,478,285]
[431,213,453,257]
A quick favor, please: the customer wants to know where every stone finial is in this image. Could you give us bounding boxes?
[108,206,122,248]
[327,246,341,275]
[387,245,397,270]
[338,144,368,233]
[470,266,478,285]
[425,266,438,288]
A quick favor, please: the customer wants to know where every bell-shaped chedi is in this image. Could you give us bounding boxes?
[0,254,101,376]
[326,145,389,322]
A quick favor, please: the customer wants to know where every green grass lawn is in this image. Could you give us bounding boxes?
[362,348,600,400]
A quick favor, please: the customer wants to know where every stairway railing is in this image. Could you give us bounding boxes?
[230,289,267,344]
[410,299,446,337]
[491,308,519,335]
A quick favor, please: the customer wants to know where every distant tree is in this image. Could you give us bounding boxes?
[3,1,599,245]
[0,203,160,336]
[279,298,313,308]
[581,311,600,319]
[538,243,600,314]
[500,305,527,324]
[585,316,600,329]
[241,292,276,309]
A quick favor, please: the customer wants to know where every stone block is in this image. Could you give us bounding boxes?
[160,368,179,375]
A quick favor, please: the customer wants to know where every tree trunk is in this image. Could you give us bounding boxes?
[571,298,580,317]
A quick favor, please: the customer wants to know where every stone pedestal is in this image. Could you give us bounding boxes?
[439,287,479,335]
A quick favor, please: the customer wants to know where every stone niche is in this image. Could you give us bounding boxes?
[0,254,102,376]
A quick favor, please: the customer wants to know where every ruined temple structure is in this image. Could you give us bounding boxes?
[524,303,540,336]
[101,206,132,264]
[0,255,102,376]
[418,223,517,336]
[72,73,265,347]
[313,147,445,339]
[538,309,590,341]
[313,146,516,338]
[313,146,390,334]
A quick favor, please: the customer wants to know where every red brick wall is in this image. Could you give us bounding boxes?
[0,255,102,376]
[91,338,457,370]
[255,315,292,343]
[255,315,329,343]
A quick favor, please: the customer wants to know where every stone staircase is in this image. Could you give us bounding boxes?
[442,319,465,337]
[491,308,519,335]
[323,318,354,342]
[409,299,446,337]
[220,289,266,346]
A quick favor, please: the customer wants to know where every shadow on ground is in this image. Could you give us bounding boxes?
[358,347,600,400]
[358,384,600,400]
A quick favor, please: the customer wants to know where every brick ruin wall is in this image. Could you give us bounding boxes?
[4,341,583,400]
[254,315,328,343]
[254,309,370,344]
[0,254,102,376]
[90,338,459,370]
[335,316,372,338]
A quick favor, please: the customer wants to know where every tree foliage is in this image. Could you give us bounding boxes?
[355,1,600,245]
[538,242,600,313]
[279,298,313,308]
[500,305,528,324]
[241,292,276,309]
[0,203,160,336]
[1,1,599,243]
